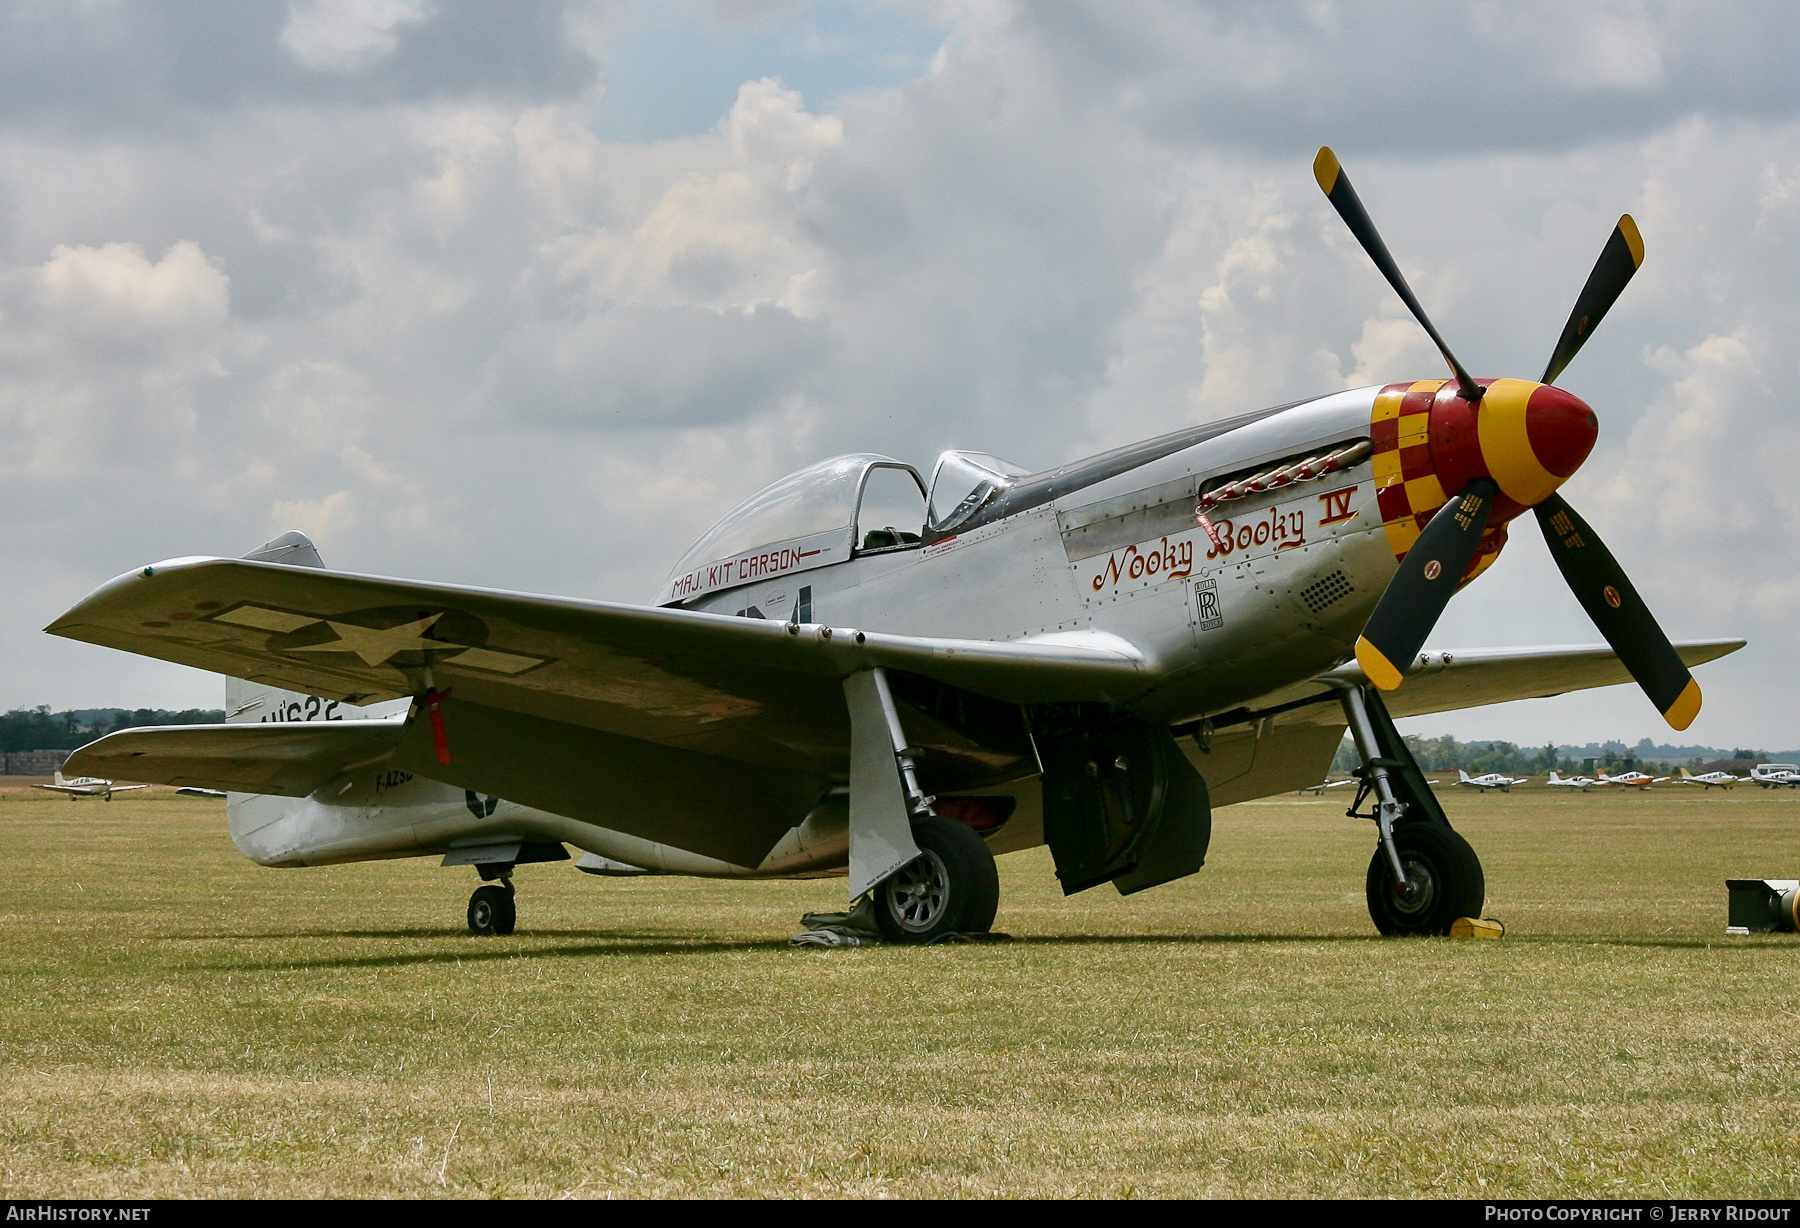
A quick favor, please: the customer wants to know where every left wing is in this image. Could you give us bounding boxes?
[48,556,1149,777]
[1248,639,1745,725]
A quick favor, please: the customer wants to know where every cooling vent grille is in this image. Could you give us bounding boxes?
[1300,570,1354,614]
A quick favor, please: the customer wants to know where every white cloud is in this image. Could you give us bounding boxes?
[282,0,432,72]
[36,241,228,338]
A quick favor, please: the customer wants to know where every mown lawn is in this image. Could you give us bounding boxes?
[2,781,1797,1197]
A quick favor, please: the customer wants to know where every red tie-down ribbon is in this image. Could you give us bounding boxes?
[426,687,453,765]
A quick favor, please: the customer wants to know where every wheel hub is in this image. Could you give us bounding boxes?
[883,849,951,933]
[1390,855,1438,917]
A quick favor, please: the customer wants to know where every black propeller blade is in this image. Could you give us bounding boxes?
[1534,493,1701,730]
[1542,215,1644,386]
[1355,479,1498,691]
[1314,146,1483,403]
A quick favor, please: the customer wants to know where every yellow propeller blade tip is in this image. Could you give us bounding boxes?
[1313,147,1341,195]
[1618,214,1644,268]
[1355,637,1405,692]
[1661,677,1701,732]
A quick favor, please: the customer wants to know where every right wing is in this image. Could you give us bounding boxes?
[63,720,405,797]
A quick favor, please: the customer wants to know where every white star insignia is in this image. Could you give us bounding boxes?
[289,614,456,667]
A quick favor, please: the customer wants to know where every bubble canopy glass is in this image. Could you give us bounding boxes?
[927,450,1030,531]
[664,454,925,594]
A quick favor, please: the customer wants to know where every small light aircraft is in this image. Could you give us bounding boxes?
[1750,763,1800,788]
[47,149,1744,940]
[1545,770,1597,790]
[1300,777,1360,795]
[33,770,149,802]
[1676,767,1743,789]
[1596,770,1668,790]
[1454,769,1528,792]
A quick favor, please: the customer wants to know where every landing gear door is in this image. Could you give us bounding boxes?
[1033,712,1212,896]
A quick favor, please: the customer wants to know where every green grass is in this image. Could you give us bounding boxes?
[3,781,1799,1197]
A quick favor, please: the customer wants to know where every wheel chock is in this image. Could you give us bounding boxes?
[1449,916,1504,938]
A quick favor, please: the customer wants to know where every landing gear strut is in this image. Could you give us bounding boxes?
[1332,682,1484,935]
[467,878,516,936]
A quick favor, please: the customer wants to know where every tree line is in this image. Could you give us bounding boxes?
[0,706,226,753]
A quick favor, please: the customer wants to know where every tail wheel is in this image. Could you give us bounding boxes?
[467,883,516,936]
[1365,822,1484,936]
[874,814,1000,944]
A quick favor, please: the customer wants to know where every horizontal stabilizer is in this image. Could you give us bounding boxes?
[64,720,404,797]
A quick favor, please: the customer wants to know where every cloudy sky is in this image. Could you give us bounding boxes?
[4,0,1798,750]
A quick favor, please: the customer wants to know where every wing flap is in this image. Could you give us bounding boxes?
[63,720,405,796]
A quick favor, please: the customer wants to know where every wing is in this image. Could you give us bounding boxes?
[63,720,405,796]
[47,556,1148,776]
[32,785,82,794]
[1247,639,1744,725]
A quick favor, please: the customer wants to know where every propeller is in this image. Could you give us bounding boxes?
[1534,493,1701,729]
[1314,147,1700,729]
[1542,215,1644,386]
[1313,147,1482,403]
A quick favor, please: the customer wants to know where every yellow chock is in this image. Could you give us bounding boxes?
[1450,917,1505,939]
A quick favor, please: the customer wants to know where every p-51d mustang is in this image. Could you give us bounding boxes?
[51,150,1742,941]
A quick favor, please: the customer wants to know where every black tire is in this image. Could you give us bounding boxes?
[468,883,516,936]
[873,814,1001,944]
[1365,822,1484,936]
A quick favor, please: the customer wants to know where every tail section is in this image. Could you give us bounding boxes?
[1548,771,1562,783]
[52,770,64,786]
[1678,767,1693,778]
[1458,769,1471,782]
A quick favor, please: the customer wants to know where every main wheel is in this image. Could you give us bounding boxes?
[467,883,516,936]
[873,814,1000,944]
[1365,822,1484,936]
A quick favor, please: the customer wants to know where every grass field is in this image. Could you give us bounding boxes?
[3,779,1799,1198]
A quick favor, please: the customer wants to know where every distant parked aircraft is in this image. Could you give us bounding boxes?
[177,786,227,798]
[1751,763,1800,788]
[1300,777,1359,795]
[1677,767,1743,789]
[33,770,148,801]
[1456,769,1528,792]
[1596,770,1668,789]
[1546,770,1596,790]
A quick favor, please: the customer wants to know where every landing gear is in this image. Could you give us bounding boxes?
[873,814,999,943]
[467,881,515,936]
[1333,681,1486,936]
[1364,822,1484,936]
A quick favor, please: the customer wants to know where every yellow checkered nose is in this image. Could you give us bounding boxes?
[1370,378,1599,555]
